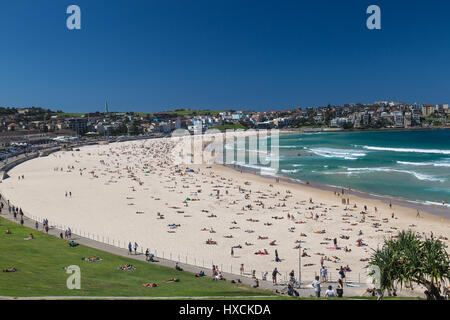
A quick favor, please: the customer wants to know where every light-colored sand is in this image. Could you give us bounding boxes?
[1,138,449,282]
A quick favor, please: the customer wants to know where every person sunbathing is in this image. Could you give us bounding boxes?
[245,242,253,246]
[258,236,268,240]
[119,264,135,270]
[83,256,102,262]
[314,230,326,234]
[3,267,17,272]
[164,278,180,282]
[269,240,277,246]
[142,283,157,287]
[301,249,310,257]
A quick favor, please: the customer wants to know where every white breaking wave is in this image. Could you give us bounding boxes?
[346,167,445,182]
[309,147,367,160]
[232,162,278,176]
[281,169,299,174]
[397,160,450,168]
[363,146,450,155]
[424,201,450,208]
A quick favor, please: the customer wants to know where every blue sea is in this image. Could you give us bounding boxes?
[229,129,450,206]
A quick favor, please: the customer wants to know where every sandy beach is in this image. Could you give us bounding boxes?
[1,137,449,282]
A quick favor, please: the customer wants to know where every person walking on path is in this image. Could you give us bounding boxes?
[20,218,24,226]
[134,242,138,255]
[312,276,321,298]
[336,278,344,297]
[35,221,38,230]
[321,266,327,283]
[240,264,244,275]
[128,242,132,255]
[272,267,281,284]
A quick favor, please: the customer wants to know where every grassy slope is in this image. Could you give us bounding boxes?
[0,217,274,297]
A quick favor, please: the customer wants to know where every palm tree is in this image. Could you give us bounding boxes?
[368,230,450,300]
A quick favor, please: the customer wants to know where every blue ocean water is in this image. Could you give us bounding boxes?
[232,129,450,205]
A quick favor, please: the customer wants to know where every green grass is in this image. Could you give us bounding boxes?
[0,217,274,298]
[55,112,86,118]
[212,123,247,131]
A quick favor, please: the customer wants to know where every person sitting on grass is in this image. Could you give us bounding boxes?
[3,267,17,272]
[69,240,79,247]
[175,262,183,271]
[5,229,12,234]
[195,270,205,277]
[24,233,34,240]
[325,285,336,297]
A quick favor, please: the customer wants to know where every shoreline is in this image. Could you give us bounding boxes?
[223,163,449,221]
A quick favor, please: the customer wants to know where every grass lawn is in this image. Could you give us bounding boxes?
[0,217,275,298]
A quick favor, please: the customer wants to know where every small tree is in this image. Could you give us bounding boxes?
[368,230,450,300]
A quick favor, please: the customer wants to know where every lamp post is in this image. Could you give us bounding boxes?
[298,242,301,289]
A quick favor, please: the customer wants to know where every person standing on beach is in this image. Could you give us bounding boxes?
[275,249,280,262]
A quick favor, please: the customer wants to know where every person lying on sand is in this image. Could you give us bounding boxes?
[254,249,269,255]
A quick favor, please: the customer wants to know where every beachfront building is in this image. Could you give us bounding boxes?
[66,118,88,135]
[421,104,435,117]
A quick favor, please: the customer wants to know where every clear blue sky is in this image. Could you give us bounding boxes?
[0,0,449,113]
